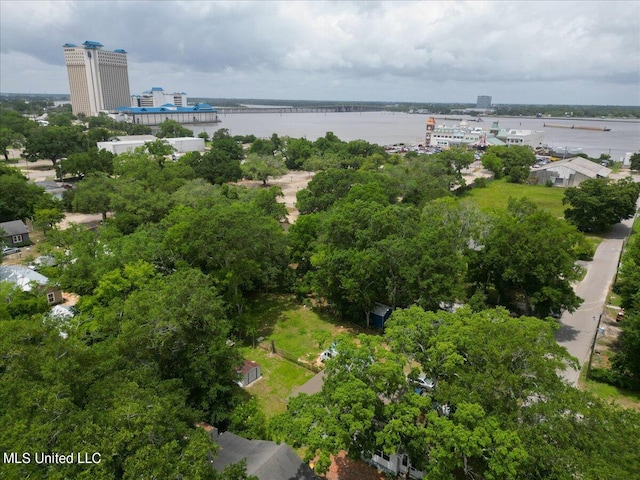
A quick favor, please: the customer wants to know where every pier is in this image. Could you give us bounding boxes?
[217,105,385,114]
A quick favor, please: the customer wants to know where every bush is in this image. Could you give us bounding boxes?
[588,367,638,391]
[473,177,489,188]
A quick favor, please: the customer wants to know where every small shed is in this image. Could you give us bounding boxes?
[0,220,30,247]
[370,303,393,329]
[238,360,262,387]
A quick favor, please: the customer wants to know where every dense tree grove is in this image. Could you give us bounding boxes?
[609,233,640,390]
[563,177,640,233]
[469,198,587,317]
[272,307,640,479]
[2,111,639,479]
[481,145,536,183]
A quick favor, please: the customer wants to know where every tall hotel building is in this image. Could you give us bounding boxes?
[63,41,131,117]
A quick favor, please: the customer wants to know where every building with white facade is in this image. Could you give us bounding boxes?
[97,135,205,155]
[114,104,219,126]
[131,87,188,108]
[63,41,131,117]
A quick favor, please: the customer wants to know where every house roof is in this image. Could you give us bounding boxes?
[0,265,49,291]
[535,157,612,178]
[372,303,392,317]
[238,360,260,375]
[0,220,28,237]
[212,431,317,480]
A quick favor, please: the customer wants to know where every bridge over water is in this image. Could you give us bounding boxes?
[216,105,386,114]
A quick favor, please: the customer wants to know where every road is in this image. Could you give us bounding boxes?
[557,179,640,385]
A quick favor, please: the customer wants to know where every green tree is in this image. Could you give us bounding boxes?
[161,202,289,316]
[241,153,287,185]
[72,173,115,221]
[156,119,194,138]
[630,152,640,171]
[563,177,640,233]
[483,145,536,183]
[23,125,86,179]
[0,127,24,161]
[282,136,313,169]
[0,166,47,222]
[181,149,243,185]
[33,207,64,235]
[469,198,585,317]
[62,147,114,178]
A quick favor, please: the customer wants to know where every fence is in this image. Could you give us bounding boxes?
[257,340,323,373]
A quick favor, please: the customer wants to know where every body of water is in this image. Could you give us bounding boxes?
[189,112,640,161]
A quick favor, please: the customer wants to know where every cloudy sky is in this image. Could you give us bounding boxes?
[1,1,639,105]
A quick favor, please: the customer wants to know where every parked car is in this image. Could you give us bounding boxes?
[410,374,435,394]
[2,246,20,256]
[320,342,338,362]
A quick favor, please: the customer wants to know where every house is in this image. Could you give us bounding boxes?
[0,220,30,247]
[237,360,262,387]
[530,157,611,187]
[370,303,392,329]
[369,450,425,479]
[203,425,318,480]
[0,265,63,305]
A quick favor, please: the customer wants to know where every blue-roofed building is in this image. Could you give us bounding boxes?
[115,103,219,125]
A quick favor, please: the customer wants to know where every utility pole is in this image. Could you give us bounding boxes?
[585,312,603,380]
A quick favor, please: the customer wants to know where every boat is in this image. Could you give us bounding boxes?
[543,123,611,132]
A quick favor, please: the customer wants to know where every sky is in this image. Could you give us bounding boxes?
[1,1,639,106]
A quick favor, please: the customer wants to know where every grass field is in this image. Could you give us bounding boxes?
[237,294,365,417]
[461,178,567,217]
[238,346,315,417]
[580,373,640,410]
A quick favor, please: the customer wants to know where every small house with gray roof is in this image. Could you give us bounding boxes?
[0,220,30,247]
[203,425,317,480]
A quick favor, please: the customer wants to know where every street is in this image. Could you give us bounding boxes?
[557,179,640,385]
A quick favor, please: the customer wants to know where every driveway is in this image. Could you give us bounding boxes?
[557,186,640,385]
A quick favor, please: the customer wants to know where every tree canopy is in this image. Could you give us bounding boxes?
[563,177,640,233]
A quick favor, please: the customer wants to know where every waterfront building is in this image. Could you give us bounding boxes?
[97,135,205,155]
[114,103,219,126]
[131,87,188,108]
[424,118,543,149]
[63,41,131,117]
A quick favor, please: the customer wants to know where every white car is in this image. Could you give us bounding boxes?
[2,246,20,256]
[410,374,435,393]
[320,343,338,362]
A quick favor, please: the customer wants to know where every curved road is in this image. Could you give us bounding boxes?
[557,177,640,385]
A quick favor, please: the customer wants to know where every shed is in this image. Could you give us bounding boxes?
[0,220,30,247]
[237,360,262,387]
[370,303,393,329]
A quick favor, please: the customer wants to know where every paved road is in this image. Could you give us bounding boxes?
[557,187,640,385]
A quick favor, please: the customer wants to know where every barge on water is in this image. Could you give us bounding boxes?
[543,123,611,132]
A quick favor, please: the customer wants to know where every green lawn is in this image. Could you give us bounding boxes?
[240,293,362,362]
[581,376,640,410]
[238,346,314,417]
[237,294,363,417]
[461,178,567,217]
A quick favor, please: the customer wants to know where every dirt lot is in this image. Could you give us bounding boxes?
[233,170,315,223]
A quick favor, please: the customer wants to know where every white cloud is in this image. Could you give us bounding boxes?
[1,0,638,104]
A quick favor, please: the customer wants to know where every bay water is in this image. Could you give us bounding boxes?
[189,112,639,161]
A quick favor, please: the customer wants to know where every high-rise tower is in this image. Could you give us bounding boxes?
[63,41,131,116]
